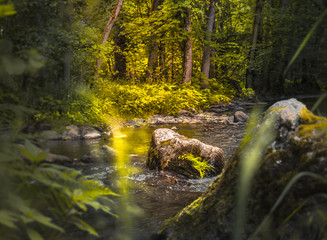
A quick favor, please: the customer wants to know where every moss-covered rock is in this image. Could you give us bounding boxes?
[147,128,225,178]
[152,98,327,240]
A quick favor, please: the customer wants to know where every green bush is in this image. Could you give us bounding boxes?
[0,138,118,240]
[94,80,226,119]
[32,80,235,127]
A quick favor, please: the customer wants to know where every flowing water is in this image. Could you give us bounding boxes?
[45,95,327,240]
[46,123,245,240]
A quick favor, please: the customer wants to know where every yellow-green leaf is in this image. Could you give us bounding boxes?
[0,210,17,229]
[71,217,98,236]
[26,228,44,240]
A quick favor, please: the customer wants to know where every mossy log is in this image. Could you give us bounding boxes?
[147,128,225,178]
[153,98,327,240]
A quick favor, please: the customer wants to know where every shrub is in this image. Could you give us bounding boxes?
[0,138,118,240]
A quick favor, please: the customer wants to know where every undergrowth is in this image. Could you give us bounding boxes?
[0,136,118,240]
[32,79,235,128]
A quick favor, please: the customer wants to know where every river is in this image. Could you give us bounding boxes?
[45,95,327,240]
[46,123,245,240]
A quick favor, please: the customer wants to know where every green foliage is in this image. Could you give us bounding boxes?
[251,0,327,94]
[0,138,118,239]
[181,153,214,179]
[0,1,16,17]
[95,79,215,118]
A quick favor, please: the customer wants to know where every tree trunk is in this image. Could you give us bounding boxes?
[113,25,127,79]
[63,3,73,87]
[148,0,163,80]
[183,8,192,84]
[246,0,264,91]
[201,0,216,89]
[96,0,124,73]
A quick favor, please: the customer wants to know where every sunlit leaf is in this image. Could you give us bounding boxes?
[0,4,16,18]
[8,194,64,232]
[71,217,99,236]
[26,228,44,240]
[24,139,39,156]
[18,140,49,163]
[8,194,31,215]
[0,210,17,229]
[30,211,64,232]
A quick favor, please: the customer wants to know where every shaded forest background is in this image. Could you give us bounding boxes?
[1,0,327,127]
[0,1,327,239]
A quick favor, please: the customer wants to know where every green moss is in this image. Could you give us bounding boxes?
[181,197,203,216]
[160,140,171,147]
[298,109,327,139]
[180,153,214,178]
[299,108,325,124]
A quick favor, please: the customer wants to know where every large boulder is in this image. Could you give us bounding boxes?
[147,128,225,178]
[153,98,327,240]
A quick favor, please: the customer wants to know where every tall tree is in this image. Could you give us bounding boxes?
[246,0,265,91]
[148,0,163,80]
[201,0,216,89]
[113,23,127,79]
[96,0,124,73]
[182,7,192,84]
[63,2,74,87]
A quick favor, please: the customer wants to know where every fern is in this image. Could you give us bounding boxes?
[182,153,214,178]
[0,139,118,240]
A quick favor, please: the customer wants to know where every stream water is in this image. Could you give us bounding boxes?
[45,95,327,240]
[46,123,245,240]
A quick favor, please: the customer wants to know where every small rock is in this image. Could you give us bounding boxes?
[81,126,102,140]
[126,120,140,128]
[179,110,193,117]
[62,125,81,140]
[234,111,249,123]
[45,153,72,165]
[102,131,112,140]
[81,145,117,163]
[40,130,62,140]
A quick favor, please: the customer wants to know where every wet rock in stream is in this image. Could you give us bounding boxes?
[147,128,225,178]
[81,145,117,163]
[153,98,327,240]
[233,110,249,123]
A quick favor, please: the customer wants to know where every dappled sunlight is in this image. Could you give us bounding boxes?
[111,126,144,240]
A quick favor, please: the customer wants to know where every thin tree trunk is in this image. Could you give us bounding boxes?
[201,0,216,89]
[148,0,163,80]
[96,0,124,73]
[169,43,174,83]
[63,3,73,87]
[262,0,272,93]
[183,8,192,84]
[246,0,264,90]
